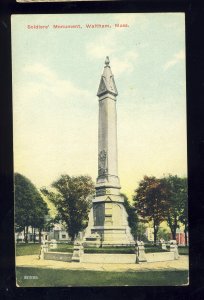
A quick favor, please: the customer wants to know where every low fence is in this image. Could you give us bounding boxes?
[43,251,176,264]
[44,252,72,262]
[145,252,175,263]
[42,240,179,264]
[80,254,136,264]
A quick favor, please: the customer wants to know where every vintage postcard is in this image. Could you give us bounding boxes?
[12,13,188,287]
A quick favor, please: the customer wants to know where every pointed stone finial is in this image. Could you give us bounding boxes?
[97,56,118,97]
[105,56,110,66]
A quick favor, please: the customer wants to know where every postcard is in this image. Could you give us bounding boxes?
[12,13,188,287]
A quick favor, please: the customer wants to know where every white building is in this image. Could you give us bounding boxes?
[15,224,70,243]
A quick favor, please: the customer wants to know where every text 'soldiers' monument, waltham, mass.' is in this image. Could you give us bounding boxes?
[84,57,135,246]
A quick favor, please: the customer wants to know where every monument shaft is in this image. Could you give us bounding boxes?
[96,58,120,193]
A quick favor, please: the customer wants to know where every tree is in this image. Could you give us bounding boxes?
[41,175,95,241]
[157,227,171,241]
[163,175,188,240]
[30,196,49,243]
[15,173,49,243]
[136,222,148,242]
[178,178,188,245]
[122,194,138,240]
[133,176,170,245]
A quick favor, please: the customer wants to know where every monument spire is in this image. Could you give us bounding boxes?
[105,56,110,65]
[97,56,118,97]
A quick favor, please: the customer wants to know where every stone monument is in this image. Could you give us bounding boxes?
[84,57,135,247]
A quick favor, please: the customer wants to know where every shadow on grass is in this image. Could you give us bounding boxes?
[16,267,189,287]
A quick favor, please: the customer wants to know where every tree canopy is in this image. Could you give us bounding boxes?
[15,173,49,242]
[163,175,188,240]
[122,194,138,240]
[133,176,170,244]
[133,174,188,244]
[41,174,95,241]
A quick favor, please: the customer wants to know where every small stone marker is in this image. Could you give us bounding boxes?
[39,245,44,260]
[39,241,49,259]
[161,242,167,250]
[170,240,179,260]
[72,241,84,262]
[135,241,147,264]
[50,239,57,249]
[44,242,49,252]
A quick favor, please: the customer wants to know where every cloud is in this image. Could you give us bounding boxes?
[86,14,147,61]
[86,30,138,77]
[86,32,116,59]
[163,50,185,71]
[111,50,138,76]
[22,63,90,100]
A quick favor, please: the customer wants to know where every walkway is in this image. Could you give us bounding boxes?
[16,255,189,272]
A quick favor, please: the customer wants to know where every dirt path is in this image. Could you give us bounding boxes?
[16,255,189,272]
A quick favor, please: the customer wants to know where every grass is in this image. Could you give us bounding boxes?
[16,243,41,256]
[178,246,189,255]
[144,244,189,255]
[50,244,73,253]
[84,247,135,254]
[16,267,189,287]
[144,247,168,253]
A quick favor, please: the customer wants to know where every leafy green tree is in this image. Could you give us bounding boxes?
[163,175,188,240]
[30,196,49,243]
[133,176,170,245]
[157,227,171,241]
[15,173,49,243]
[41,175,95,241]
[178,178,188,245]
[122,194,138,240]
[136,222,148,242]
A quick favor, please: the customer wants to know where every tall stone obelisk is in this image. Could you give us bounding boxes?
[84,57,134,246]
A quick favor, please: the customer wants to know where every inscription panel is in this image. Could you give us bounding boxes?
[93,203,105,226]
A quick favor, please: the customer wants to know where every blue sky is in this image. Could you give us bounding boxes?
[12,13,187,199]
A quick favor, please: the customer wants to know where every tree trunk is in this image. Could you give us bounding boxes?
[171,225,177,240]
[184,224,188,246]
[168,216,177,240]
[32,227,34,242]
[39,228,42,243]
[25,226,28,243]
[34,228,36,244]
[153,221,158,245]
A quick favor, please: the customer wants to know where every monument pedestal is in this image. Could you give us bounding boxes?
[84,196,135,247]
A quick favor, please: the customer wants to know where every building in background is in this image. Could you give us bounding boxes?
[15,224,70,243]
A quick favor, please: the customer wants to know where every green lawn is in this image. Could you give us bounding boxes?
[16,267,188,287]
[84,247,135,254]
[50,244,73,253]
[178,246,189,255]
[16,244,41,256]
[144,247,168,253]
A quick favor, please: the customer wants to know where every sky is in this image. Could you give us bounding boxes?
[12,13,187,200]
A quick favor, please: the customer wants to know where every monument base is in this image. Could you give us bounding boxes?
[84,201,135,247]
